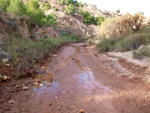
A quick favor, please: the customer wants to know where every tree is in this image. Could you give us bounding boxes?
[45,3,50,11]
[65,4,76,15]
[96,15,104,25]
[78,7,83,14]
[116,9,120,13]
[7,0,26,16]
[79,1,82,7]
[0,0,10,11]
[61,0,65,5]
[83,11,91,24]
[66,0,70,5]
[26,0,46,26]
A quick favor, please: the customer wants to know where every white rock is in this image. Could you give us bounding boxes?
[22,86,29,90]
[3,76,8,81]
[39,83,44,87]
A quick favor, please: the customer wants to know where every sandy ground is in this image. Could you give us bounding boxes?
[0,43,150,113]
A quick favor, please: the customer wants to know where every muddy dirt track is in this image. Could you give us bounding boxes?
[0,43,150,113]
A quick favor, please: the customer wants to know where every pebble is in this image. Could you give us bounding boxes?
[5,64,10,67]
[79,109,86,113]
[3,76,8,81]
[21,108,26,111]
[46,83,51,87]
[22,86,29,90]
[2,59,9,63]
[33,79,40,82]
[39,83,44,87]
[57,106,61,111]
[8,100,14,104]
[34,82,39,85]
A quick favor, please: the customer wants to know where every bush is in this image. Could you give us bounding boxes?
[65,4,76,15]
[66,0,70,5]
[79,1,82,7]
[26,0,46,26]
[95,15,104,25]
[61,0,65,5]
[100,13,146,39]
[0,0,10,11]
[42,2,45,7]
[45,3,50,11]
[7,0,26,16]
[54,7,58,11]
[116,9,120,13]
[46,13,58,27]
[78,7,83,14]
[97,26,150,52]
[83,11,91,24]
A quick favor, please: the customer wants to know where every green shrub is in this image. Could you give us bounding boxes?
[26,0,47,26]
[61,0,65,5]
[95,15,104,25]
[66,0,70,5]
[78,7,83,14]
[46,13,58,27]
[65,4,76,15]
[97,26,150,52]
[7,0,26,16]
[79,1,82,7]
[83,11,91,24]
[0,0,10,11]
[116,9,120,13]
[42,2,45,7]
[54,7,58,11]
[45,3,50,11]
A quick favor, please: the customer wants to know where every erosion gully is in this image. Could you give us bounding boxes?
[0,43,150,113]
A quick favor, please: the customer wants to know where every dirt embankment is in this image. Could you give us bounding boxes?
[0,43,150,113]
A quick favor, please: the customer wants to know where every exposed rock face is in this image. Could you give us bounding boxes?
[0,11,30,39]
[82,5,122,18]
[34,26,59,39]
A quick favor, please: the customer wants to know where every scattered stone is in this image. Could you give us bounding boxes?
[39,83,44,87]
[49,103,52,106]
[21,108,26,111]
[79,109,86,113]
[5,64,10,67]
[53,54,57,57]
[0,74,3,82]
[3,76,8,81]
[8,100,14,104]
[2,59,9,63]
[57,106,61,111]
[22,86,29,90]
[46,83,51,87]
[62,91,66,93]
[34,82,39,85]
[33,79,40,83]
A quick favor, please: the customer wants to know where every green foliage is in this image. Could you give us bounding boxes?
[54,7,58,11]
[7,0,26,16]
[79,1,82,7]
[78,7,83,14]
[66,0,70,5]
[83,11,91,24]
[45,3,50,11]
[65,4,76,15]
[26,0,46,26]
[116,9,120,13]
[0,0,10,11]
[62,33,82,43]
[61,0,65,5]
[97,26,150,52]
[42,2,45,7]
[95,15,104,25]
[46,13,58,27]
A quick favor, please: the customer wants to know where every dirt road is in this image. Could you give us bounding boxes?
[0,43,150,113]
